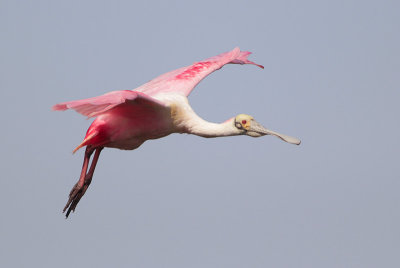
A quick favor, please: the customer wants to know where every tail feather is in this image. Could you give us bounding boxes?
[73,132,98,153]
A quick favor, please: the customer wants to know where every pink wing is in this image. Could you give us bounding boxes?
[53,48,262,117]
[135,47,263,97]
[52,90,166,118]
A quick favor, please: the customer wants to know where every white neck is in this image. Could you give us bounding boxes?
[188,117,242,138]
[162,94,242,138]
[177,113,242,138]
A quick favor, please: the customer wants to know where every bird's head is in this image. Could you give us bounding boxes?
[233,114,301,145]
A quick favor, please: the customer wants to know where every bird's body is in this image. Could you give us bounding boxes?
[82,93,175,151]
[53,47,300,218]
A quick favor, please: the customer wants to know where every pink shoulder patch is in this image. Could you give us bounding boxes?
[175,61,213,80]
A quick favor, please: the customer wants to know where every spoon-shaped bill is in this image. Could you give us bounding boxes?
[248,120,301,145]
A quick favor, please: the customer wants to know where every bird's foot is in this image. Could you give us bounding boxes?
[63,176,92,218]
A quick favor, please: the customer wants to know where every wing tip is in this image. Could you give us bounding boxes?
[255,63,265,69]
[52,103,68,111]
[231,49,264,69]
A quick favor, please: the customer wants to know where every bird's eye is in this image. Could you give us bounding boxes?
[242,120,247,125]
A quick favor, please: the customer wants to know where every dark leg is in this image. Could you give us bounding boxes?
[63,146,103,218]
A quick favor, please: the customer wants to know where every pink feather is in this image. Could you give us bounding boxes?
[53,47,263,118]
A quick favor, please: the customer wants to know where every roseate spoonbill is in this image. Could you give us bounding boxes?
[53,47,301,218]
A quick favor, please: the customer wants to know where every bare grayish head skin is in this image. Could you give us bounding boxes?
[234,114,301,145]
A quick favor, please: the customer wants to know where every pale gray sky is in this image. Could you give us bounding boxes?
[1,1,399,267]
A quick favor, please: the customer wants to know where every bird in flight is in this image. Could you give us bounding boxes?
[53,47,301,218]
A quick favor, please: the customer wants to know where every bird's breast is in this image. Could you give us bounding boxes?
[96,106,174,150]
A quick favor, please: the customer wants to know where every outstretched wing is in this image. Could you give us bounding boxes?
[135,47,263,97]
[53,48,262,117]
[52,90,167,118]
